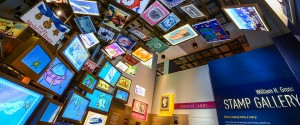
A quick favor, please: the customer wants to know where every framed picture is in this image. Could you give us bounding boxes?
[102,43,126,59]
[0,72,44,125]
[158,94,174,116]
[132,47,153,62]
[3,37,54,81]
[96,79,115,94]
[82,59,97,73]
[115,34,137,50]
[146,37,169,53]
[122,54,139,66]
[158,13,181,32]
[141,1,170,26]
[77,71,98,93]
[36,56,75,96]
[126,65,137,76]
[69,0,99,16]
[116,76,132,91]
[79,33,100,49]
[37,99,63,125]
[128,27,152,41]
[0,17,28,39]
[60,90,90,123]
[86,89,113,113]
[192,19,231,43]
[223,4,270,31]
[163,24,198,45]
[96,61,122,87]
[46,0,68,3]
[115,61,129,72]
[103,4,131,31]
[160,95,170,110]
[180,4,205,18]
[83,111,108,125]
[97,26,115,41]
[74,16,96,34]
[20,1,69,45]
[114,88,130,104]
[140,58,152,69]
[60,34,90,72]
[115,0,150,14]
[135,85,146,97]
[160,0,185,9]
[131,99,148,121]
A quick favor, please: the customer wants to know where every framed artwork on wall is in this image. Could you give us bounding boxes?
[131,99,148,121]
[160,0,185,9]
[158,13,181,32]
[115,0,150,14]
[192,19,231,43]
[20,1,69,45]
[36,56,75,96]
[97,26,115,41]
[0,18,28,39]
[60,90,90,123]
[163,24,198,45]
[180,4,205,18]
[0,72,45,125]
[128,27,152,41]
[223,4,270,31]
[74,16,96,34]
[146,37,169,53]
[141,1,170,26]
[69,0,99,16]
[60,34,90,72]
[103,4,131,31]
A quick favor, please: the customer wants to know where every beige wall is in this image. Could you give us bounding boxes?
[152,65,219,125]
[114,53,158,114]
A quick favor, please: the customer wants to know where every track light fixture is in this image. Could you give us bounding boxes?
[192,42,198,49]
[161,54,166,60]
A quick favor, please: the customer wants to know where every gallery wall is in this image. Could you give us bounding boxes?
[209,45,300,125]
[118,53,158,114]
[152,65,219,125]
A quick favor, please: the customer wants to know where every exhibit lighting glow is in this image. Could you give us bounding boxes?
[56,10,62,16]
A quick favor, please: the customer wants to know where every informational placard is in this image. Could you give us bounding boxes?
[135,85,146,97]
[21,1,69,45]
[159,94,174,116]
[82,59,97,73]
[131,99,148,121]
[174,101,216,109]
[209,46,300,125]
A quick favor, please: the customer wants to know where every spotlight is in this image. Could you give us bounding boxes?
[192,42,198,49]
[56,10,62,16]
[226,30,230,37]
[161,55,166,60]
